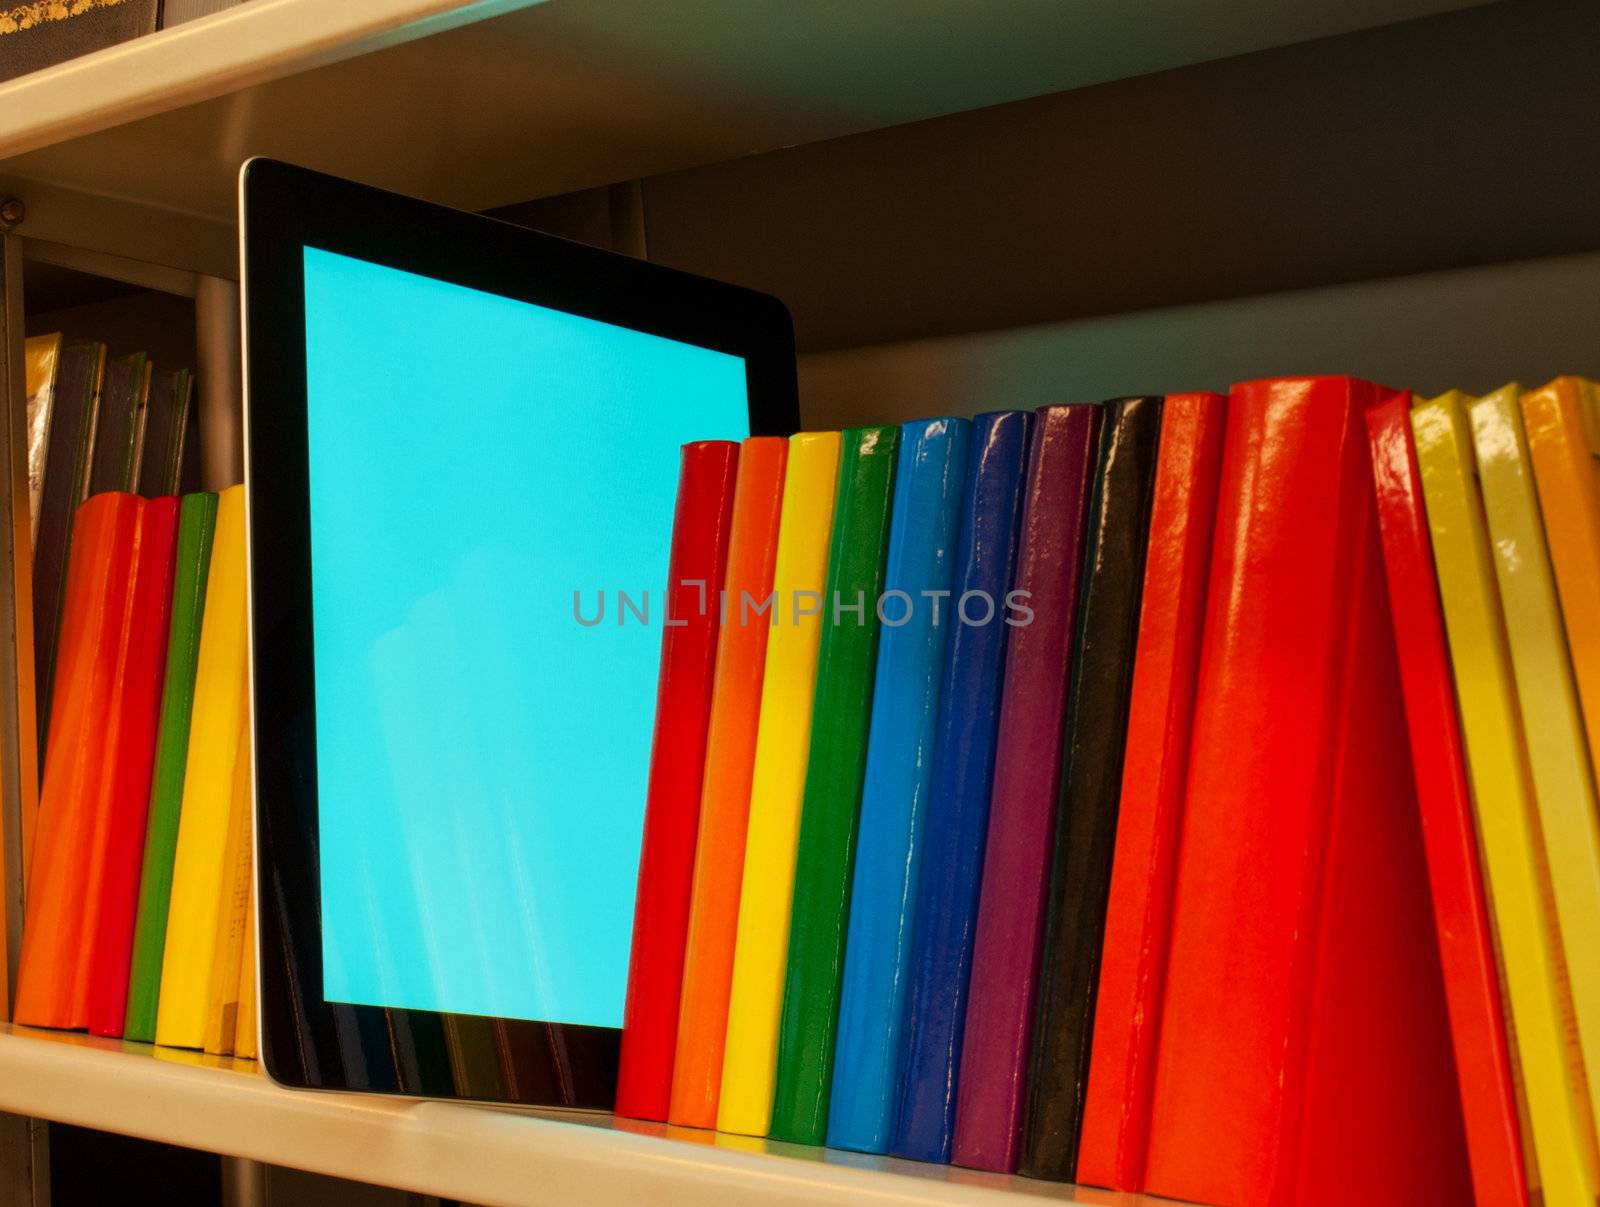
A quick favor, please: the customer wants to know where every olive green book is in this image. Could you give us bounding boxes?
[123,492,219,1042]
[770,425,899,1144]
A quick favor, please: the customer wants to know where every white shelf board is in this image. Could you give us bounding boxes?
[0,0,1487,265]
[0,1026,1175,1206]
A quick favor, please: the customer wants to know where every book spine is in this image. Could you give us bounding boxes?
[615,441,740,1121]
[24,333,61,545]
[1521,379,1600,795]
[125,492,219,1041]
[1413,392,1600,1204]
[1144,378,1365,1205]
[717,432,841,1136]
[64,494,155,1030]
[202,701,254,1056]
[1365,394,1527,1207]
[951,404,1101,1173]
[827,417,970,1154]
[1020,396,1163,1181]
[155,484,249,1049]
[769,425,900,1145]
[1144,377,1469,1207]
[84,495,180,1036]
[1469,386,1600,1138]
[1074,393,1224,1192]
[669,437,789,1129]
[13,493,139,1028]
[891,410,1032,1164]
[32,341,105,772]
[88,353,144,497]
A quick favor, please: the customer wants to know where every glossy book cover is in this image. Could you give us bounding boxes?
[1365,395,1526,1207]
[952,403,1100,1174]
[616,440,740,1120]
[892,410,1032,1164]
[828,417,970,1154]
[125,492,219,1041]
[1412,391,1598,1205]
[14,493,140,1028]
[770,424,899,1145]
[1075,393,1224,1192]
[670,437,789,1128]
[1145,378,1471,1207]
[1020,395,1163,1182]
[718,432,841,1136]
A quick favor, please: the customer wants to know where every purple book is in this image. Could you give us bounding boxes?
[951,403,1102,1173]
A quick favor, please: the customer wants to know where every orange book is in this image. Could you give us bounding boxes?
[668,436,788,1128]
[80,495,180,1035]
[1521,377,1600,766]
[13,494,140,1028]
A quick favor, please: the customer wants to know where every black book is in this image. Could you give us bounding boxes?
[32,340,105,746]
[87,351,146,495]
[1019,395,1164,1182]
[138,367,193,497]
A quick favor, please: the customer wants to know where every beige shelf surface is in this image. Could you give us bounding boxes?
[0,1025,1179,1206]
[0,0,1486,274]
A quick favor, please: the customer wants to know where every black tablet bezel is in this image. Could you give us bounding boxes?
[241,158,799,1104]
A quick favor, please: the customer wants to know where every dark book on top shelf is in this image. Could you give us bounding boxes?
[138,369,194,498]
[34,339,106,759]
[89,352,148,496]
[0,0,160,83]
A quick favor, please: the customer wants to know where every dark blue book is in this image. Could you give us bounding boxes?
[827,417,971,1153]
[888,409,1032,1163]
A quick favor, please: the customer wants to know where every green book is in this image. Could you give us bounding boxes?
[770,425,899,1144]
[124,492,219,1042]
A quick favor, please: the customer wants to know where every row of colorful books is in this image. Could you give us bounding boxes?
[12,482,255,1059]
[616,377,1600,1207]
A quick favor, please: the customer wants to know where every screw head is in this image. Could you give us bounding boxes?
[0,198,23,230]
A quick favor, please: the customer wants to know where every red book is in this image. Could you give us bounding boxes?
[951,404,1100,1173]
[1075,393,1225,1191]
[1143,378,1473,1207]
[1364,396,1528,1207]
[83,495,181,1036]
[615,441,740,1120]
[14,494,140,1029]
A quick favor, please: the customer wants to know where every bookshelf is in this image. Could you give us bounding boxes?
[1,0,1596,1203]
[0,0,1486,272]
[0,1027,1155,1206]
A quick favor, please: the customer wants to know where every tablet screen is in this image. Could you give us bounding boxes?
[301,246,750,1028]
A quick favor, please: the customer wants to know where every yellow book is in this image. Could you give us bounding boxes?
[716,431,840,1136]
[1412,392,1600,1204]
[202,695,253,1056]
[1471,384,1600,1137]
[234,862,257,1060]
[156,485,249,1049]
[24,332,62,539]
[1521,378,1600,767]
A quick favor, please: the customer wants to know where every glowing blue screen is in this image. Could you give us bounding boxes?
[303,247,749,1025]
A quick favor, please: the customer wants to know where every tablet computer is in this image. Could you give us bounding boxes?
[241,159,799,1105]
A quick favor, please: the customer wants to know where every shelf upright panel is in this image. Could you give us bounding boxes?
[0,235,40,1015]
[0,233,46,1207]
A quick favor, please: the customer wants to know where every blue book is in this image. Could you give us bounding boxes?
[887,410,1032,1162]
[826,416,972,1153]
